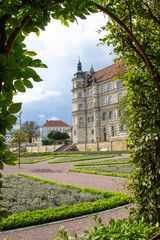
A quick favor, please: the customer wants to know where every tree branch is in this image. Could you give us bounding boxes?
[95,3,160,100]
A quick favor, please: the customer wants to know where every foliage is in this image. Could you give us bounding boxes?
[69,168,130,178]
[54,216,160,240]
[1,174,131,231]
[0,0,98,222]
[48,155,115,164]
[10,127,28,146]
[22,121,39,143]
[1,175,103,214]
[96,0,160,223]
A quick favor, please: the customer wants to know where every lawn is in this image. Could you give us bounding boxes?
[69,157,133,177]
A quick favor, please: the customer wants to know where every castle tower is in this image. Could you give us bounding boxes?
[72,60,87,143]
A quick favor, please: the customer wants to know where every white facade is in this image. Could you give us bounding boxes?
[72,61,127,144]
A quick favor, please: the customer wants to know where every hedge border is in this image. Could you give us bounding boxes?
[48,155,115,164]
[1,174,132,231]
[69,168,131,178]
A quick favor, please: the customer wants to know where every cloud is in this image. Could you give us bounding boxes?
[14,84,61,103]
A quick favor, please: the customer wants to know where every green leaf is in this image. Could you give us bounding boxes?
[26,51,37,57]
[14,80,26,92]
[23,79,33,88]
[8,103,22,114]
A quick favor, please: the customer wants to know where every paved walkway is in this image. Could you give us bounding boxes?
[0,154,132,240]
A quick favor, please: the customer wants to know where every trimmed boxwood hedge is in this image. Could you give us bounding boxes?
[69,168,131,178]
[48,155,115,164]
[1,174,132,231]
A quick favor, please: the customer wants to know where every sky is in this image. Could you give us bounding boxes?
[14,12,115,127]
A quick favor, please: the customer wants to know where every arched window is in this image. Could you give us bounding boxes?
[79,118,83,124]
[117,81,122,88]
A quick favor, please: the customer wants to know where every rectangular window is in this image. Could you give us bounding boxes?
[102,98,106,106]
[87,91,90,97]
[78,92,82,98]
[109,111,114,119]
[108,96,112,104]
[103,112,107,120]
[90,90,93,96]
[88,103,90,109]
[88,117,90,123]
[79,104,83,110]
[118,93,123,101]
[108,83,113,91]
[90,102,93,108]
[91,116,94,122]
[117,81,122,88]
[79,118,83,123]
[101,86,105,93]
[91,129,94,134]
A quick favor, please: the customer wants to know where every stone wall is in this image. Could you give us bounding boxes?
[73,139,127,152]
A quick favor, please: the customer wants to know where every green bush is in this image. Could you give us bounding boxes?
[54,216,160,239]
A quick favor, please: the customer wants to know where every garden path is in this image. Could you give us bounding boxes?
[0,154,133,240]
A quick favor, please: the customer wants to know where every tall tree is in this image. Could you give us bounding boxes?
[0,0,97,223]
[94,0,160,223]
[22,121,39,143]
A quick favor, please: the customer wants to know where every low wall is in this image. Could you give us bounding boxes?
[25,145,63,152]
[72,140,127,152]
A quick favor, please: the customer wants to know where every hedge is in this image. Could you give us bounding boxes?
[1,174,132,230]
[69,168,131,178]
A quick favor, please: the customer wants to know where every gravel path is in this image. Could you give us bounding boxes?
[0,154,133,240]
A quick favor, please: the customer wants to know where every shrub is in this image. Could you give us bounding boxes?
[54,216,160,240]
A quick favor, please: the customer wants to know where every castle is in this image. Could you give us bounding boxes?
[71,60,127,145]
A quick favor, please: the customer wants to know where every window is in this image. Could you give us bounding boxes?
[74,131,76,135]
[120,125,125,131]
[102,98,106,106]
[101,86,105,93]
[79,118,83,124]
[88,117,90,123]
[111,126,115,136]
[91,116,94,122]
[90,90,93,96]
[104,127,106,132]
[108,83,113,91]
[87,91,90,97]
[90,102,93,109]
[78,82,82,88]
[117,81,122,88]
[79,104,83,110]
[78,92,82,98]
[119,110,123,117]
[88,103,90,109]
[118,93,123,101]
[108,96,112,104]
[91,129,94,134]
[103,112,107,120]
[109,111,114,119]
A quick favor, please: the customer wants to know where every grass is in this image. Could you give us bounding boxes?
[48,155,115,164]
[69,156,132,178]
[16,155,55,164]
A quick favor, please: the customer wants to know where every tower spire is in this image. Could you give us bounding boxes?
[77,59,82,71]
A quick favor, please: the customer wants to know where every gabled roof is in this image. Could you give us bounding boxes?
[41,120,70,128]
[88,62,127,86]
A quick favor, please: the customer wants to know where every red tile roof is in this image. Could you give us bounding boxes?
[41,120,70,128]
[88,62,127,86]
